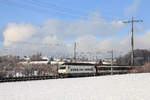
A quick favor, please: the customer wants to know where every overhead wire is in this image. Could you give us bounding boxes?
[0,39,66,47]
[22,0,88,18]
[0,0,120,20]
[23,0,120,20]
[26,0,88,16]
[0,0,87,19]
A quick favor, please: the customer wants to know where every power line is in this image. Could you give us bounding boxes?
[22,0,118,20]
[0,39,65,47]
[1,0,87,19]
[23,0,88,18]
[0,0,120,20]
[27,0,88,16]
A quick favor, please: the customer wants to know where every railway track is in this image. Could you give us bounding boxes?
[0,74,101,83]
[0,72,129,83]
[0,75,59,83]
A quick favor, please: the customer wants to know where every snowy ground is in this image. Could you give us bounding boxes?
[0,73,150,100]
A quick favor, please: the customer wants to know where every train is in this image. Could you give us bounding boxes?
[58,62,132,78]
[0,62,134,82]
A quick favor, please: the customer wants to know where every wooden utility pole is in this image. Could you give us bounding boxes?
[122,17,143,66]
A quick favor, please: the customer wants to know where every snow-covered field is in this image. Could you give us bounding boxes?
[0,73,150,100]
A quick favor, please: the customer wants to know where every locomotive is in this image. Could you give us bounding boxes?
[58,62,132,77]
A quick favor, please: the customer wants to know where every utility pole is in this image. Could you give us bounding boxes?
[111,50,113,75]
[108,50,114,75]
[122,17,143,66]
[74,42,77,61]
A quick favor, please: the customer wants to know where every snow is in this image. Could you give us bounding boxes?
[0,73,150,100]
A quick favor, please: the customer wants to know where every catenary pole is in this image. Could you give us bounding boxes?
[74,42,77,61]
[122,17,143,66]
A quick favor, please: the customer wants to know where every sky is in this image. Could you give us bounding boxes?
[0,0,150,57]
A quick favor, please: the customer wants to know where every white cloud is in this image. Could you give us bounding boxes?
[98,30,150,54]
[42,36,60,44]
[75,35,99,52]
[41,12,124,39]
[135,30,150,49]
[3,23,38,46]
[124,0,141,16]
[74,29,150,56]
[3,13,124,45]
[99,38,113,50]
[0,12,128,57]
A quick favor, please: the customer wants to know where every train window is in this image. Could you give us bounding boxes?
[85,68,93,71]
[113,67,129,70]
[59,66,66,69]
[100,67,111,70]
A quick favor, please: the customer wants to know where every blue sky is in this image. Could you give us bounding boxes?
[0,0,150,56]
[0,0,148,25]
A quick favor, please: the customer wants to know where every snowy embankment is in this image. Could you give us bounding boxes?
[0,73,150,100]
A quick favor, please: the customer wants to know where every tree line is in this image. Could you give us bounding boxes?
[117,49,150,66]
